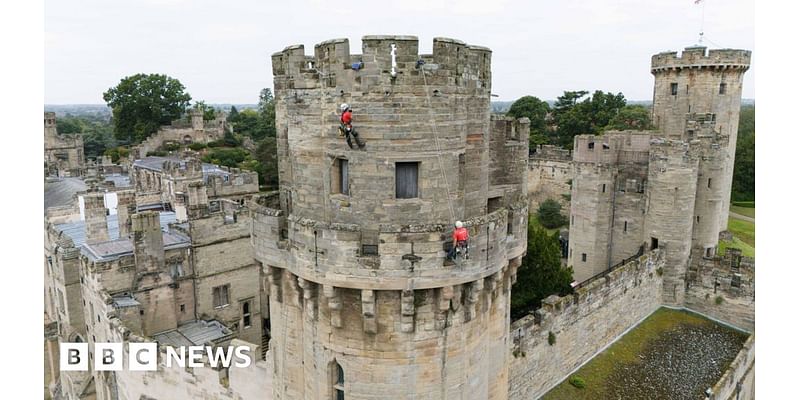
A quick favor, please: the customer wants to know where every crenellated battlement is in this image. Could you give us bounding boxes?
[271,36,492,92]
[651,46,751,73]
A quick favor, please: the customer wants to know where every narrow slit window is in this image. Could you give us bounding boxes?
[395,162,419,199]
[623,221,628,233]
[332,158,349,195]
[708,178,712,189]
[602,184,606,193]
[670,83,678,96]
[242,301,252,328]
[581,253,587,262]
[332,361,345,400]
[719,83,727,94]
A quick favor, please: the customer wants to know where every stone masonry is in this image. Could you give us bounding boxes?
[44,112,84,177]
[254,35,529,399]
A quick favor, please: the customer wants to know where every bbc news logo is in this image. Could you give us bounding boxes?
[60,343,253,371]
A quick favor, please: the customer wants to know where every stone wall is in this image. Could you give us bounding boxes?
[708,334,755,400]
[527,145,572,213]
[44,112,85,177]
[685,250,755,332]
[508,249,664,400]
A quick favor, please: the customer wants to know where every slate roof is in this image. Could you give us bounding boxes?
[153,320,232,347]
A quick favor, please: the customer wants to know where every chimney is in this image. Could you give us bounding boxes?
[187,180,208,219]
[131,212,165,272]
[84,192,109,243]
[116,189,135,237]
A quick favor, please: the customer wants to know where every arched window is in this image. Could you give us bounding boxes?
[332,360,345,400]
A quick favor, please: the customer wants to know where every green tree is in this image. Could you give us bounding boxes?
[228,105,240,123]
[537,199,567,229]
[511,223,574,319]
[732,105,755,201]
[56,116,84,135]
[507,96,550,143]
[553,90,627,148]
[193,100,217,121]
[603,105,653,131]
[255,137,279,188]
[232,109,267,139]
[103,73,192,144]
[259,88,277,138]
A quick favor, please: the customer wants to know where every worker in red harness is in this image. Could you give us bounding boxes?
[339,103,365,149]
[448,221,470,260]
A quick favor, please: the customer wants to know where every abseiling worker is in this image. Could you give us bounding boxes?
[339,103,365,149]
[449,221,470,260]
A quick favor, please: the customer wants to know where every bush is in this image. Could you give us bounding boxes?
[146,150,168,157]
[537,199,568,229]
[162,142,181,152]
[569,375,586,389]
[188,142,207,151]
[548,331,556,346]
[656,267,663,276]
[715,295,724,305]
[201,147,250,168]
[207,140,225,148]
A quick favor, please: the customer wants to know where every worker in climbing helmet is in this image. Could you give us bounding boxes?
[449,221,470,260]
[339,103,365,149]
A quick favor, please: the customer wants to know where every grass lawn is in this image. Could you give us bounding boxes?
[719,204,755,258]
[541,308,748,400]
[730,205,755,219]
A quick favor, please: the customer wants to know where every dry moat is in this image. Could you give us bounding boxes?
[542,307,749,400]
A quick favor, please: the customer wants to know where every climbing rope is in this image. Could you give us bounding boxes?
[420,67,457,224]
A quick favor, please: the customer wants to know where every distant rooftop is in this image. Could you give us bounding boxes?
[153,320,232,347]
[44,177,87,210]
[52,212,189,261]
[133,156,233,183]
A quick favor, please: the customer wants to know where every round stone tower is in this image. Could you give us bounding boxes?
[252,36,528,400]
[650,46,751,232]
[643,139,700,305]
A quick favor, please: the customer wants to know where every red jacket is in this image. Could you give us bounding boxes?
[453,227,468,242]
[341,110,352,125]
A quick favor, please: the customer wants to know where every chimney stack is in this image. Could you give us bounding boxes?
[116,189,136,237]
[131,212,165,271]
[83,192,109,243]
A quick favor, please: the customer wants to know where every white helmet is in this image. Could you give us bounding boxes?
[455,221,463,228]
[340,103,350,112]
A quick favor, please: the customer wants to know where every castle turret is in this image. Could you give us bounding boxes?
[651,46,750,233]
[687,113,729,262]
[255,36,527,400]
[643,139,700,305]
[568,133,651,282]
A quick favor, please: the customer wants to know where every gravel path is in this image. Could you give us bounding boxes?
[604,323,747,399]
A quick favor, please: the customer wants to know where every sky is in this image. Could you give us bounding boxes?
[44,0,754,104]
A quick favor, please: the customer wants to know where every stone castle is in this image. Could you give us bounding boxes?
[43,36,755,400]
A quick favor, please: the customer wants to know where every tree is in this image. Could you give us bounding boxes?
[56,116,84,135]
[732,105,755,201]
[537,199,567,229]
[259,88,277,138]
[192,101,217,121]
[553,90,627,148]
[507,96,550,142]
[511,223,574,319]
[103,73,192,144]
[603,105,653,131]
[228,105,240,123]
[255,137,279,188]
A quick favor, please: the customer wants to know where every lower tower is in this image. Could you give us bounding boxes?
[253,36,528,399]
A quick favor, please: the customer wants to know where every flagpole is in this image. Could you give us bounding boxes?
[699,0,705,45]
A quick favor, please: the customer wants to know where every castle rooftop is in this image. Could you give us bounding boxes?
[153,319,232,347]
[52,211,188,261]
